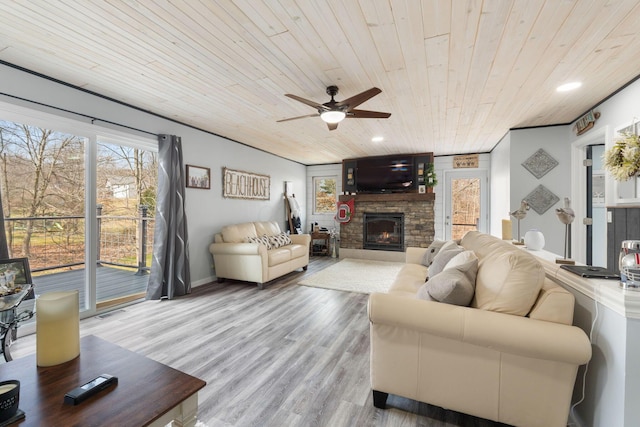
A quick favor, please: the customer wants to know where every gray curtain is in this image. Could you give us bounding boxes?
[146,134,191,300]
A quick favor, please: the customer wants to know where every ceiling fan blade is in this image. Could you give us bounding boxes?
[327,122,339,131]
[284,94,325,110]
[348,109,391,119]
[277,113,319,122]
[336,87,382,110]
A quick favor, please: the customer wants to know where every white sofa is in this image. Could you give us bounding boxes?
[369,231,592,427]
[209,221,311,289]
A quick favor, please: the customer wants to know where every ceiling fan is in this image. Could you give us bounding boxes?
[277,85,391,130]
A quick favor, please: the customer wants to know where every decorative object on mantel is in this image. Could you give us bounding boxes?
[619,240,640,290]
[524,229,545,251]
[555,197,575,265]
[453,154,479,168]
[425,162,437,187]
[417,161,437,193]
[524,184,560,215]
[522,149,558,179]
[222,167,270,200]
[335,198,354,223]
[603,132,640,181]
[573,109,601,136]
[509,200,529,245]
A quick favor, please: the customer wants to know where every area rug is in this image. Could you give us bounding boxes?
[298,258,405,294]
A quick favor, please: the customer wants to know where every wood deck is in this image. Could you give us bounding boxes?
[31,265,149,304]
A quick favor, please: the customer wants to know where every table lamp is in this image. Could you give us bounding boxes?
[36,290,80,367]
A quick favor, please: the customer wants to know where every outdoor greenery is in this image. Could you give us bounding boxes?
[0,120,157,271]
[314,177,337,213]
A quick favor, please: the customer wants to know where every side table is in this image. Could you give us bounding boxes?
[310,232,330,256]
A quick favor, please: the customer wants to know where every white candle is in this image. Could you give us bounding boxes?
[36,290,80,367]
[0,384,16,394]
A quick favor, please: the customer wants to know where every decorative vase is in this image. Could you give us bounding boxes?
[524,229,545,251]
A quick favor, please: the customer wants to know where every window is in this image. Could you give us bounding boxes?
[313,176,337,214]
[0,102,157,320]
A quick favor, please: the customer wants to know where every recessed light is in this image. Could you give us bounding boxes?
[371,136,384,142]
[557,82,582,92]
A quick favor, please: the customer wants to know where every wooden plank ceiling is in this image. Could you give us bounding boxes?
[1,0,640,165]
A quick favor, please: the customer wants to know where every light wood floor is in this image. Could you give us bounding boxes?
[10,257,505,427]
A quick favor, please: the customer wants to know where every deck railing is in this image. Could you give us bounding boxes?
[4,206,154,275]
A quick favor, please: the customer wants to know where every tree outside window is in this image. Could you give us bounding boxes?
[313,176,336,214]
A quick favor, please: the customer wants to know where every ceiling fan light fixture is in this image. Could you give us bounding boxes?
[320,110,346,124]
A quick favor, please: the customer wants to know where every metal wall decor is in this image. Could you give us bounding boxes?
[522,149,558,179]
[524,184,560,215]
[222,167,270,200]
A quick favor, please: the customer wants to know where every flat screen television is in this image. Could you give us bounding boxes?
[356,156,415,193]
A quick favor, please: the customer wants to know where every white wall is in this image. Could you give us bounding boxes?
[562,77,640,427]
[566,284,633,427]
[508,126,572,255]
[0,63,307,287]
[567,78,640,267]
[490,132,510,238]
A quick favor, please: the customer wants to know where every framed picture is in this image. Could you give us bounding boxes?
[0,257,34,298]
[186,165,211,189]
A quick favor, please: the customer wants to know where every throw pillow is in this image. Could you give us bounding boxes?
[247,234,272,249]
[427,240,463,278]
[421,239,447,267]
[424,268,476,306]
[443,250,478,275]
[268,232,292,249]
[416,283,436,301]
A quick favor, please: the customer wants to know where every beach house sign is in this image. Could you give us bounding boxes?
[223,167,270,200]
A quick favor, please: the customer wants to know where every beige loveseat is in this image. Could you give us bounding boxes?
[209,221,311,289]
[369,231,592,427]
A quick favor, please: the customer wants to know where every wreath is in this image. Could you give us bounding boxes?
[604,133,640,181]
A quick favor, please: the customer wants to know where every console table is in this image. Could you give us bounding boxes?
[0,335,206,426]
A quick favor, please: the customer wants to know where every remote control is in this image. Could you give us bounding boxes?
[64,374,118,405]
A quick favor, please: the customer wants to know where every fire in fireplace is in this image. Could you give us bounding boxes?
[363,212,404,251]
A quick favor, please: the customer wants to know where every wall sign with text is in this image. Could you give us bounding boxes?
[222,167,270,200]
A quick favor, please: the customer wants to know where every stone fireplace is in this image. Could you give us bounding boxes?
[339,193,435,252]
[363,212,404,251]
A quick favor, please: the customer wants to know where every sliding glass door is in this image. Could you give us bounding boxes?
[95,141,157,309]
[0,111,156,318]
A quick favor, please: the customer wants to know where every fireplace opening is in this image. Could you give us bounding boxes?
[363,212,404,251]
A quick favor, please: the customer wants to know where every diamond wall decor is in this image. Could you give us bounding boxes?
[524,185,560,215]
[522,149,559,179]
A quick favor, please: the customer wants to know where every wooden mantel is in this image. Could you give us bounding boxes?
[339,192,435,203]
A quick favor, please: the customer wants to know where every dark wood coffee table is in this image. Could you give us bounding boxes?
[0,335,206,426]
